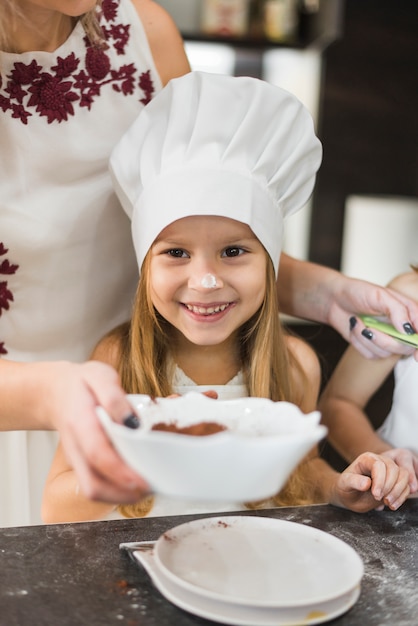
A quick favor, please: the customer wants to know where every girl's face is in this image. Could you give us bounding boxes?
[150,216,268,348]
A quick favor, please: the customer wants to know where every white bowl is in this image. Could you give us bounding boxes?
[97,392,327,502]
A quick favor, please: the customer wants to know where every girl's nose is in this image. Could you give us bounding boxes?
[189,272,223,290]
[201,274,218,288]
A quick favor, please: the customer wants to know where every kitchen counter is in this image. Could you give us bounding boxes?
[1,499,417,625]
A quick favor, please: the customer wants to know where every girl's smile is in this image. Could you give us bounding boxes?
[182,301,234,317]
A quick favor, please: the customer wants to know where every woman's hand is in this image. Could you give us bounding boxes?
[331,452,410,513]
[36,360,150,504]
[277,254,418,360]
[328,279,418,360]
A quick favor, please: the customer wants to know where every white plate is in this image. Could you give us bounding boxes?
[121,515,363,625]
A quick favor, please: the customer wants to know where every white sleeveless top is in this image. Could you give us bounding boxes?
[378,355,418,454]
[172,365,248,400]
[0,0,163,526]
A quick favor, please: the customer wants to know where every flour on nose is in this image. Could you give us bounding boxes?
[201,274,218,288]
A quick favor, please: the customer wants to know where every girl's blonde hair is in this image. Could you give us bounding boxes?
[0,1,104,52]
[115,249,315,517]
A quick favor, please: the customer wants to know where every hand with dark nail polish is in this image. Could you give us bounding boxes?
[123,414,140,429]
[403,322,416,335]
[361,328,374,341]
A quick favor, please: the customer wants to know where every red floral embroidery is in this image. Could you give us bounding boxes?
[102,0,119,22]
[0,0,155,124]
[0,243,19,355]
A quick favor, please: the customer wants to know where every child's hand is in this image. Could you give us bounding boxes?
[381,448,418,493]
[165,391,218,399]
[202,390,218,399]
[331,452,410,513]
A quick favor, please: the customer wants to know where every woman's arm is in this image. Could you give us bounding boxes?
[0,358,148,505]
[277,253,418,359]
[132,0,191,85]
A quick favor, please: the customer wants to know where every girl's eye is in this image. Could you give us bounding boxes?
[167,249,188,258]
[223,247,244,258]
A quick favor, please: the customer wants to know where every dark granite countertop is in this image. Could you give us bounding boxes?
[0,500,417,626]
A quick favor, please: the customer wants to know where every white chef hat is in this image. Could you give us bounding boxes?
[110,71,322,275]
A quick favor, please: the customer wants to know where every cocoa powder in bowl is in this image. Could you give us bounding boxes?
[151,422,227,436]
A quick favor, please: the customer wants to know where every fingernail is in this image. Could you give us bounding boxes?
[361,328,374,340]
[349,316,357,330]
[123,413,140,429]
[403,322,416,335]
[385,497,399,511]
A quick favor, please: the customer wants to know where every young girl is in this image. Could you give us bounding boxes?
[319,266,418,493]
[42,71,410,523]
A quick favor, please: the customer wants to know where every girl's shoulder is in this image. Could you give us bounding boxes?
[90,322,129,367]
[286,334,320,375]
[286,333,321,411]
